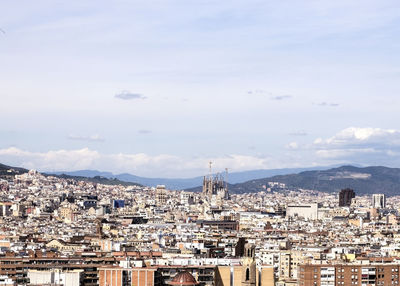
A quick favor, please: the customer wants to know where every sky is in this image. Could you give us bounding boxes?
[1,0,400,177]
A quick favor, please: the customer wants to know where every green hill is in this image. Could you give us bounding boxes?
[0,163,140,186]
[51,174,142,187]
[0,163,28,180]
[227,165,400,196]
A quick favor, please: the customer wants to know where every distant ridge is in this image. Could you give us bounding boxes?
[53,173,141,187]
[0,163,28,180]
[48,166,335,189]
[224,165,400,196]
[6,163,398,194]
[0,163,140,187]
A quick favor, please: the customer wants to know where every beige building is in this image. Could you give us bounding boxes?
[58,203,78,222]
[279,250,307,280]
[98,267,158,286]
[215,266,274,286]
[286,204,319,220]
[46,239,82,252]
[215,244,274,286]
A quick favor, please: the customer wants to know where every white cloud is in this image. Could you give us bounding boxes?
[286,142,299,150]
[115,91,146,100]
[0,147,101,171]
[314,127,400,148]
[0,147,281,177]
[3,127,400,178]
[310,127,400,165]
[280,127,400,167]
[315,148,377,159]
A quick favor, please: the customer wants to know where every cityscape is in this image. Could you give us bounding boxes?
[0,164,399,286]
[2,1,400,285]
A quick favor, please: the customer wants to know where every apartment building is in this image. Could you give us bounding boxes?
[298,262,400,286]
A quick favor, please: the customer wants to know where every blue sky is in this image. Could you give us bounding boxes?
[1,0,400,177]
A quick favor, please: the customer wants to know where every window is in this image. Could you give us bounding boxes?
[246,268,249,281]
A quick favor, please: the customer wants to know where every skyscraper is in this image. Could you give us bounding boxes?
[372,194,386,209]
[338,188,355,207]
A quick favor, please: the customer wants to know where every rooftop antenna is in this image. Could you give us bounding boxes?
[225,168,229,190]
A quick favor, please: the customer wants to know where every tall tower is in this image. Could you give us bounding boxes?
[202,162,230,203]
[96,219,103,238]
[372,194,386,209]
[202,162,213,198]
[156,185,167,206]
[339,188,355,207]
[242,244,256,286]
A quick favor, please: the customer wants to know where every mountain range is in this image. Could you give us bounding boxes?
[0,163,140,187]
[223,165,400,196]
[2,162,400,195]
[48,166,333,190]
